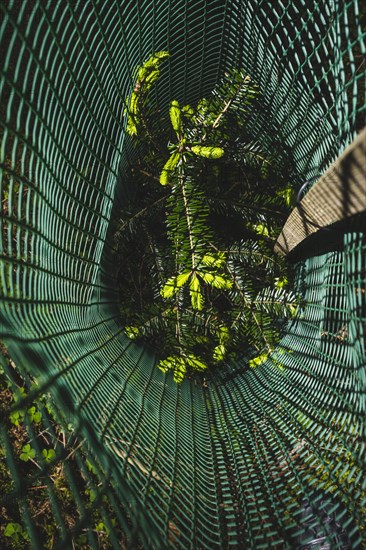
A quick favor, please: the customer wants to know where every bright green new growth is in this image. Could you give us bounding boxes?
[125,51,170,136]
[191,146,225,159]
[169,100,183,135]
[116,52,298,382]
[160,152,180,185]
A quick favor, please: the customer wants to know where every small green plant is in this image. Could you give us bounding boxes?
[19,443,36,462]
[4,522,28,544]
[27,405,42,424]
[41,448,56,463]
[9,409,25,426]
[116,52,298,382]
[95,521,109,534]
[86,487,97,503]
[86,459,98,475]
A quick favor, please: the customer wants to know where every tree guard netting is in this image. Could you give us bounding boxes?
[0,0,365,548]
